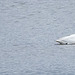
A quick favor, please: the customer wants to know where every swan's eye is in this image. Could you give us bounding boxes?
[66,43,67,45]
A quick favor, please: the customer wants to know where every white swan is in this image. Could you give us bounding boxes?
[56,34,75,45]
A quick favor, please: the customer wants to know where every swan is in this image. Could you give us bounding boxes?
[56,34,75,45]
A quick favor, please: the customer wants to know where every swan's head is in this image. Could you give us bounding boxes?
[56,40,69,45]
[56,34,75,45]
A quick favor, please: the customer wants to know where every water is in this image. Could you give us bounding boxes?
[0,0,75,75]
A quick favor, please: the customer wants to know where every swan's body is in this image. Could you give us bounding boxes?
[56,34,75,45]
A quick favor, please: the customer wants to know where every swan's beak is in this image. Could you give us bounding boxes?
[56,40,60,42]
[56,40,63,44]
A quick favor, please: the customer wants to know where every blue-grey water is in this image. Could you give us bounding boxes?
[0,0,75,75]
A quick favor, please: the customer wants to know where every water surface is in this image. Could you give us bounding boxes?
[0,0,75,75]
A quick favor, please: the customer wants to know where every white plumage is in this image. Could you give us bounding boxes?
[56,34,75,45]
